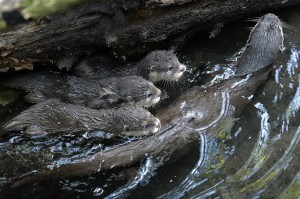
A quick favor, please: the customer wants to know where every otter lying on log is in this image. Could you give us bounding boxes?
[73,50,187,83]
[3,99,161,136]
[7,13,284,187]
[0,73,162,109]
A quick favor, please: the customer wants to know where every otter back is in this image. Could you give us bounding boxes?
[3,100,161,136]
[0,72,162,109]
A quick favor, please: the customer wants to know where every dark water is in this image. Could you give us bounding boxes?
[0,6,300,199]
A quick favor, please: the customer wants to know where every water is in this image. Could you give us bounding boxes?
[0,6,300,199]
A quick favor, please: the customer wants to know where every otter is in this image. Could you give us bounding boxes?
[235,13,284,76]
[73,50,187,83]
[159,13,284,128]
[8,13,284,187]
[3,100,161,136]
[0,72,162,109]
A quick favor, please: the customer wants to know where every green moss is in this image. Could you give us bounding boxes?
[19,0,85,19]
[278,172,300,199]
[213,117,236,140]
[0,90,19,106]
[0,19,7,30]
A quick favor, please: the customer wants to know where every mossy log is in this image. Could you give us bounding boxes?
[0,0,300,70]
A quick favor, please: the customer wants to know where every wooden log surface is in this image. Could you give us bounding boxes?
[1,0,300,70]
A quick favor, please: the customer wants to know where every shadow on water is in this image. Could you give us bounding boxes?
[0,5,300,199]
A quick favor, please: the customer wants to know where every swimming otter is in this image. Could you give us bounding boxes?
[3,100,161,136]
[159,13,284,128]
[73,50,187,83]
[8,13,284,187]
[0,73,162,109]
[235,13,284,76]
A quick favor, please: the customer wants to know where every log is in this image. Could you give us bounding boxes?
[10,127,199,187]
[1,0,300,70]
[11,67,272,187]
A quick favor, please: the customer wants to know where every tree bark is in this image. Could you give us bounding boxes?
[10,126,199,187]
[1,0,300,70]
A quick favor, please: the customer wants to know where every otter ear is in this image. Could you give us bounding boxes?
[126,96,133,101]
[150,65,155,72]
[98,87,120,104]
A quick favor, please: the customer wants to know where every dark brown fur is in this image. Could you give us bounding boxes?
[236,13,284,76]
[3,100,161,136]
[73,50,186,83]
[0,72,162,109]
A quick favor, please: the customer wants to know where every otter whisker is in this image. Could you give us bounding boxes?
[245,27,254,31]
[246,17,260,22]
[163,80,173,88]
[162,80,167,87]
[175,80,179,87]
[152,102,161,109]
[281,22,294,29]
[170,81,176,89]
[171,81,176,88]
[179,75,187,83]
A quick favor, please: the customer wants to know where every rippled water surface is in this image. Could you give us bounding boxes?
[1,6,300,199]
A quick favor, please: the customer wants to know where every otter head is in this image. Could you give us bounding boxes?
[110,106,161,136]
[250,13,283,48]
[139,50,186,83]
[115,76,162,108]
[236,13,284,76]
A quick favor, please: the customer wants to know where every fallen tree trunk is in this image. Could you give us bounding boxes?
[11,126,200,187]
[1,0,300,70]
[10,67,272,187]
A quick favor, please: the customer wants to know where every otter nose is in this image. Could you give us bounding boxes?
[180,64,186,72]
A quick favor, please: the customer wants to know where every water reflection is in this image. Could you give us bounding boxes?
[155,8,300,198]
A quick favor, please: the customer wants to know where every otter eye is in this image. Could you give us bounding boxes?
[144,124,150,129]
[168,66,174,71]
[147,93,152,98]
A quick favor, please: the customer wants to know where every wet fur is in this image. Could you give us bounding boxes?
[0,72,161,109]
[73,50,186,83]
[159,14,284,128]
[236,13,284,76]
[3,100,160,136]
